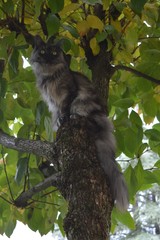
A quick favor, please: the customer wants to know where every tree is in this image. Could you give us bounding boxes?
[0,0,160,239]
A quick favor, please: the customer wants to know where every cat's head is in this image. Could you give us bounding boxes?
[30,35,71,75]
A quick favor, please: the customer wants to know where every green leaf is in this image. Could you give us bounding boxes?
[143,49,160,62]
[44,116,53,141]
[143,95,157,117]
[5,149,18,166]
[48,0,64,13]
[114,129,124,155]
[124,128,138,157]
[36,101,47,125]
[96,31,108,42]
[143,170,157,184]
[1,94,18,120]
[60,38,72,52]
[77,20,90,36]
[46,14,60,36]
[134,160,144,188]
[152,169,160,185]
[2,0,14,15]
[0,77,7,98]
[114,2,126,12]
[137,143,148,156]
[124,165,139,200]
[145,129,160,142]
[8,48,19,76]
[87,15,104,32]
[113,98,134,108]
[5,218,16,238]
[59,3,80,17]
[62,25,79,38]
[104,25,115,35]
[15,157,29,185]
[26,208,45,232]
[112,208,135,230]
[17,125,32,139]
[130,0,148,15]
[136,77,152,92]
[154,160,160,168]
[57,213,65,237]
[90,37,100,55]
[153,123,160,131]
[82,0,102,5]
[0,109,4,124]
[125,27,138,51]
[130,110,142,127]
[34,0,44,17]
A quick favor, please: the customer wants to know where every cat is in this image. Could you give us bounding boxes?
[30,35,129,211]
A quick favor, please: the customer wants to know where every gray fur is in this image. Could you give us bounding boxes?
[30,35,129,211]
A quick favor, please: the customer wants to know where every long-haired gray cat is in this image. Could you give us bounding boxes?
[30,35,129,211]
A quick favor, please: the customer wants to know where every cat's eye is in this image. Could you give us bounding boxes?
[40,49,45,54]
[52,51,57,56]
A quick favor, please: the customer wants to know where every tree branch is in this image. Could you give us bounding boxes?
[0,18,34,46]
[0,129,57,163]
[21,0,25,25]
[14,173,61,207]
[114,65,160,85]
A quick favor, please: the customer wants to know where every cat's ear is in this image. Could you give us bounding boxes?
[47,35,56,45]
[33,35,44,48]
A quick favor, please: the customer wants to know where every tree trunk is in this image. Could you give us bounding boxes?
[55,118,113,240]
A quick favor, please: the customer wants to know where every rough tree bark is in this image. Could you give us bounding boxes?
[56,118,113,240]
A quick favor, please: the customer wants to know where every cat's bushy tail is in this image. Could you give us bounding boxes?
[95,116,129,211]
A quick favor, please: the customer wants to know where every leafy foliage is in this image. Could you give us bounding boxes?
[0,0,160,238]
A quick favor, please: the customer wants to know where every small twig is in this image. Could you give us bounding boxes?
[0,6,8,16]
[41,189,58,198]
[1,147,14,201]
[145,167,158,171]
[23,156,30,192]
[0,195,13,205]
[0,18,34,46]
[30,198,60,206]
[139,36,160,40]
[114,65,160,85]
[23,125,37,192]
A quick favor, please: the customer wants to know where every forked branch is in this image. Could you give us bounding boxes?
[14,173,61,208]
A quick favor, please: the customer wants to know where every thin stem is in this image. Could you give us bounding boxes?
[41,189,58,198]
[23,156,30,192]
[23,125,37,192]
[31,198,60,206]
[1,147,14,202]
[114,65,160,85]
[0,195,13,205]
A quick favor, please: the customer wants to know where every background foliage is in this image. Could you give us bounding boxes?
[0,0,160,238]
